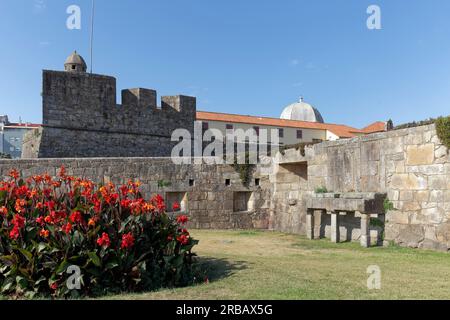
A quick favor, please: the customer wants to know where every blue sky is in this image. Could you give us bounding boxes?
[0,0,449,128]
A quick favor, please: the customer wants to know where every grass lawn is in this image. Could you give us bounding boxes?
[105,230,450,300]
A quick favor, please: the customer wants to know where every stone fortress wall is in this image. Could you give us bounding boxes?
[0,158,270,230]
[270,123,450,250]
[22,70,196,158]
[2,123,449,250]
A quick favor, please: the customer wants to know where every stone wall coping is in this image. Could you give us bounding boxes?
[312,192,386,200]
[43,69,116,81]
[275,123,437,155]
[0,157,218,163]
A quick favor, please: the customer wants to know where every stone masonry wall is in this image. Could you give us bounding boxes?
[271,124,450,250]
[0,158,271,230]
[8,123,450,251]
[22,71,196,158]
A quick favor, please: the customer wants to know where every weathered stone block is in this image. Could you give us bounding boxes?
[414,190,430,202]
[429,176,447,189]
[386,211,409,224]
[395,160,405,173]
[430,190,444,202]
[421,207,445,224]
[435,146,448,159]
[387,189,399,201]
[406,144,435,165]
[401,201,421,211]
[397,225,425,248]
[405,134,423,145]
[390,173,427,190]
[419,239,448,251]
[384,223,400,241]
[383,137,404,154]
[399,191,414,201]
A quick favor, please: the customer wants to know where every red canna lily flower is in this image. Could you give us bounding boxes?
[45,201,55,211]
[9,169,19,179]
[44,215,54,225]
[9,225,20,240]
[88,218,97,227]
[121,233,135,250]
[172,202,181,211]
[176,234,190,245]
[12,215,25,229]
[176,215,189,224]
[58,166,66,178]
[69,211,83,224]
[96,233,111,248]
[40,229,50,238]
[36,216,45,226]
[62,223,72,234]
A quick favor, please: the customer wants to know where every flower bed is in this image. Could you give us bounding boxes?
[0,167,199,298]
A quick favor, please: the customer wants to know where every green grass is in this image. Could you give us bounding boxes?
[103,230,450,300]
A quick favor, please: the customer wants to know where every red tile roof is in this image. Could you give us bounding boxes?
[362,121,387,133]
[5,123,41,128]
[196,111,367,138]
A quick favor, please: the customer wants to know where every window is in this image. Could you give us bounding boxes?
[15,137,20,142]
[297,130,303,139]
[71,65,76,70]
[225,179,231,186]
[189,179,195,187]
[255,178,260,186]
[278,128,284,138]
[202,122,209,134]
[15,148,20,152]
[9,137,14,142]
[226,124,233,130]
[9,147,14,152]
[253,126,260,136]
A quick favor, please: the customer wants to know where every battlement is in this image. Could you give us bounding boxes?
[121,88,196,114]
[42,69,195,129]
[122,88,157,109]
[27,69,197,158]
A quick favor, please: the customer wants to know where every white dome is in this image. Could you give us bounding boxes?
[280,98,324,123]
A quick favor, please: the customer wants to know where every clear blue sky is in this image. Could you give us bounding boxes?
[0,0,449,128]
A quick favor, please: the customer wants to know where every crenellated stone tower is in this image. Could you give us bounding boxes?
[22,52,196,158]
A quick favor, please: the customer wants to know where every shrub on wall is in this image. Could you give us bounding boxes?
[0,167,199,298]
[394,118,437,130]
[231,152,255,187]
[436,116,450,150]
[314,186,328,194]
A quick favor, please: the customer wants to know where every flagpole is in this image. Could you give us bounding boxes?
[89,0,95,74]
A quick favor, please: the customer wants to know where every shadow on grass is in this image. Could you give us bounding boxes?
[195,257,248,283]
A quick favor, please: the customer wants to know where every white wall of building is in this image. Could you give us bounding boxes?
[202,120,327,145]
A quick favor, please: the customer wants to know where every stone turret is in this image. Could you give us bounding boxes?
[64,51,87,73]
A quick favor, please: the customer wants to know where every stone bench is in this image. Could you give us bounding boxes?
[305,192,387,247]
